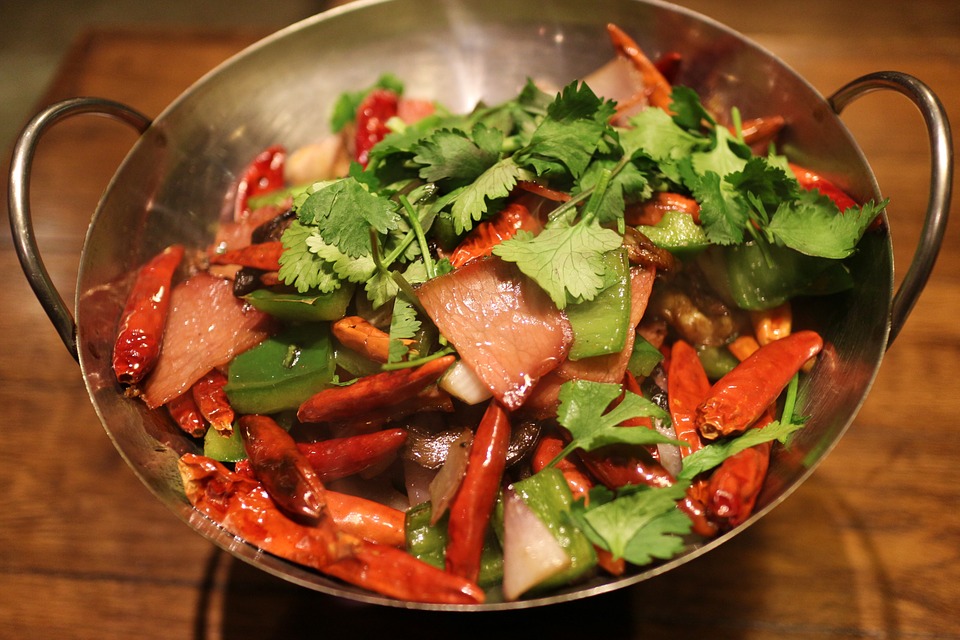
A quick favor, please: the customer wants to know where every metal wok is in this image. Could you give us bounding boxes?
[8,0,952,611]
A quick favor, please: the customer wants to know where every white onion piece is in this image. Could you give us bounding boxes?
[655,420,683,478]
[428,428,473,524]
[284,134,350,185]
[403,458,436,507]
[501,488,571,601]
[439,360,493,405]
[582,56,642,103]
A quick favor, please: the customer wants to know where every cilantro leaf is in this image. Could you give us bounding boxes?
[678,418,806,481]
[547,379,677,468]
[299,178,401,259]
[412,125,502,185]
[448,157,531,234]
[516,81,617,182]
[388,294,420,363]
[622,507,693,565]
[621,107,706,184]
[687,167,750,245]
[306,235,377,283]
[727,156,798,215]
[767,191,885,259]
[492,222,623,308]
[669,85,715,131]
[572,482,689,560]
[576,158,650,224]
[277,220,342,293]
[363,269,400,309]
[690,126,749,180]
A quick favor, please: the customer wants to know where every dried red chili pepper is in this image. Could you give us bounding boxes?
[234,144,286,221]
[166,392,207,438]
[239,414,326,526]
[209,240,284,272]
[191,369,234,434]
[112,244,185,385]
[667,340,710,456]
[789,162,859,212]
[354,89,399,167]
[297,355,454,424]
[697,330,823,440]
[446,400,511,583]
[297,428,408,482]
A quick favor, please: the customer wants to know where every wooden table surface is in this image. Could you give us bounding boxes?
[2,1,957,638]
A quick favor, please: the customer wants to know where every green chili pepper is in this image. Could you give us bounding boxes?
[637,210,711,258]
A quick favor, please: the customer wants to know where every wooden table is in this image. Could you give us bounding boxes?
[2,2,957,637]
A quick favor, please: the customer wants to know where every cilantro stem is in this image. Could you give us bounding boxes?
[379,346,455,371]
[399,195,436,279]
[581,168,613,224]
[547,155,631,227]
[544,441,579,469]
[731,106,744,143]
[780,373,800,426]
[373,226,417,272]
[389,269,433,319]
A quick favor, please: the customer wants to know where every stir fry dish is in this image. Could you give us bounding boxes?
[113,24,884,604]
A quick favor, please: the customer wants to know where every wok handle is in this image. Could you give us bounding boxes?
[7,97,151,362]
[828,71,953,347]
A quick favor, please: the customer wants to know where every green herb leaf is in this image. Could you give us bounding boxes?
[412,125,502,184]
[767,191,885,259]
[448,157,532,234]
[492,222,623,308]
[299,178,401,259]
[678,418,806,481]
[516,81,617,182]
[547,379,677,469]
[669,85,716,131]
[571,482,690,560]
[388,294,420,363]
[278,220,342,293]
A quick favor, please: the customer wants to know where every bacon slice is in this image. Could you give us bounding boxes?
[523,265,656,417]
[141,272,275,408]
[416,256,571,411]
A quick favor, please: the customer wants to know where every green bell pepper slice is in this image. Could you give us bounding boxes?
[405,501,504,589]
[566,248,630,361]
[224,323,335,414]
[243,284,354,322]
[697,241,854,311]
[497,468,597,591]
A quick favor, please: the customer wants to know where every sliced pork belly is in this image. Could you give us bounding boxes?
[141,272,275,408]
[417,256,571,411]
[523,265,656,418]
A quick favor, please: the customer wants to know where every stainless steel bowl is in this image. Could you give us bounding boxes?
[8,0,952,611]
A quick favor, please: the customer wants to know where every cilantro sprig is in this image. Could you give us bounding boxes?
[547,379,680,468]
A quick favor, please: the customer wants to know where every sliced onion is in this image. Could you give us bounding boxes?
[501,487,571,601]
[582,56,642,103]
[439,359,493,405]
[403,458,435,507]
[428,428,473,524]
[655,419,683,478]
